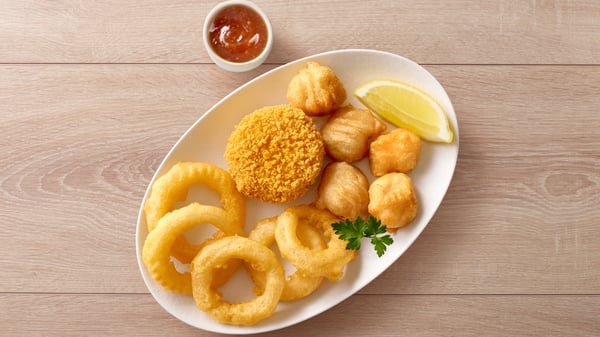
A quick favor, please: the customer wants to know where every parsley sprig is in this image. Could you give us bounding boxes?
[331,216,394,257]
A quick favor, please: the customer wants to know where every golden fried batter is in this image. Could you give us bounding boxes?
[369,128,421,176]
[224,104,325,203]
[286,62,347,116]
[368,172,417,231]
[321,105,387,163]
[315,161,369,220]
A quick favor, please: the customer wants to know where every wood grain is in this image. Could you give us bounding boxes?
[1,64,598,294]
[2,294,599,336]
[1,0,599,64]
[1,0,599,334]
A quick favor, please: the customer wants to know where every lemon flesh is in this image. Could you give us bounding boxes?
[354,79,454,143]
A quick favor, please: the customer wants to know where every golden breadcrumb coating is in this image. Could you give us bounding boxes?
[315,161,369,220]
[286,62,347,116]
[321,105,387,163]
[224,104,325,203]
[369,128,421,176]
[368,172,417,231]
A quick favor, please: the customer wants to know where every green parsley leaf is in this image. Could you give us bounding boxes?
[331,215,394,257]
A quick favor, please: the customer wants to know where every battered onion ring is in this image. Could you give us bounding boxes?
[191,236,285,326]
[275,205,356,281]
[143,162,245,263]
[247,216,325,301]
[142,203,244,294]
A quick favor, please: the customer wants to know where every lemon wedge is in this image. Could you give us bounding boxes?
[354,79,454,143]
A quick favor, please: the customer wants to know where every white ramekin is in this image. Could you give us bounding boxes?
[203,0,273,72]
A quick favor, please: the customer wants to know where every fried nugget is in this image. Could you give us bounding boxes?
[286,62,347,116]
[368,172,417,231]
[369,128,421,176]
[224,104,325,203]
[321,105,387,163]
[315,162,369,220]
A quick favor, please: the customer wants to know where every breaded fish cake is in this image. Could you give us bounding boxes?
[315,161,369,220]
[369,128,421,176]
[286,62,347,116]
[368,172,417,231]
[321,105,387,163]
[224,104,325,203]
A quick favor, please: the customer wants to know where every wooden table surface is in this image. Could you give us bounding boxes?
[1,1,599,336]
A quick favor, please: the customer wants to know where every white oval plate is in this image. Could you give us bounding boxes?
[136,49,459,334]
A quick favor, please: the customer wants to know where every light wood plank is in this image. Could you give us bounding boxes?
[1,293,599,336]
[0,64,599,295]
[1,0,599,64]
[0,64,268,293]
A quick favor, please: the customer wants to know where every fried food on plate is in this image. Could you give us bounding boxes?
[315,161,369,220]
[321,104,387,162]
[247,216,325,301]
[225,104,325,203]
[142,203,244,294]
[368,172,417,231]
[369,128,421,176]
[275,205,356,281]
[143,162,245,263]
[191,236,285,326]
[286,62,347,116]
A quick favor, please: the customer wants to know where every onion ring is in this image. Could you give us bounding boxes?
[191,236,285,326]
[143,162,245,263]
[142,202,243,294]
[247,216,325,301]
[275,205,356,281]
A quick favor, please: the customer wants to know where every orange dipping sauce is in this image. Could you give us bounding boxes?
[208,4,269,63]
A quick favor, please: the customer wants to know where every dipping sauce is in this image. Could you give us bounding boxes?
[208,4,269,63]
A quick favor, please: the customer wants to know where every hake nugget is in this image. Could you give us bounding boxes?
[315,162,370,220]
[224,104,325,203]
[369,128,421,176]
[321,105,387,162]
[286,62,347,116]
[368,172,417,231]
